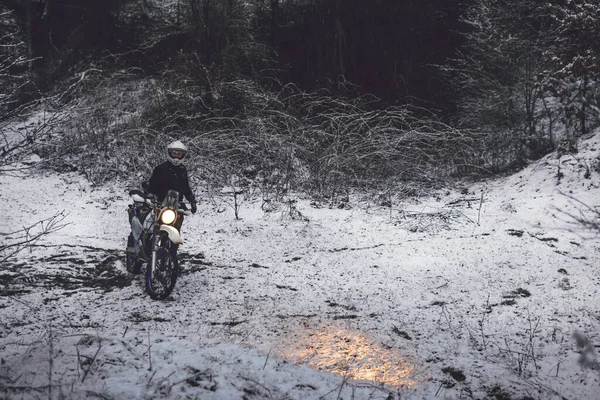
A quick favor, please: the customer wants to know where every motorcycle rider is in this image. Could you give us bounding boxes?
[146,140,198,234]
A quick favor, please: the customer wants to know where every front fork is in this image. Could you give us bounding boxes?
[149,225,179,278]
[149,227,161,280]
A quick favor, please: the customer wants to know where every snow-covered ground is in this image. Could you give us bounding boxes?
[1,133,600,399]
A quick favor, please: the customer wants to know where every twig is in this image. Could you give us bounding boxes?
[527,310,541,370]
[477,190,484,225]
[148,330,152,371]
[76,346,82,379]
[241,376,273,399]
[336,373,349,400]
[4,296,35,309]
[82,334,102,383]
[479,295,490,350]
[147,369,158,385]
[154,371,176,395]
[318,374,349,400]
[262,348,271,370]
[435,382,444,396]
[55,69,103,102]
[48,323,53,400]
[455,210,477,225]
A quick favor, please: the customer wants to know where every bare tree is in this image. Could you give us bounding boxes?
[0,4,41,171]
[542,1,600,141]
[0,4,31,117]
[0,5,70,260]
[443,0,554,171]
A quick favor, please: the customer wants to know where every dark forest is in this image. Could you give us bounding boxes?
[1,0,600,188]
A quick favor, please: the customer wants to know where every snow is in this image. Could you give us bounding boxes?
[1,132,600,399]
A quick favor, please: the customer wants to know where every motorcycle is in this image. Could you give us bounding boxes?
[126,188,189,300]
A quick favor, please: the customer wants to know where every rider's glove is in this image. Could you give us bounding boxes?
[190,202,197,214]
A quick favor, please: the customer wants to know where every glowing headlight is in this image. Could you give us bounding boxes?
[160,209,177,225]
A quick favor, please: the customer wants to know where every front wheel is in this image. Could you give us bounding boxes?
[145,235,178,300]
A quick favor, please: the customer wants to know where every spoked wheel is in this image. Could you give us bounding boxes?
[126,233,143,274]
[145,235,179,300]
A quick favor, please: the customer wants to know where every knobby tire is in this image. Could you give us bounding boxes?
[145,236,178,300]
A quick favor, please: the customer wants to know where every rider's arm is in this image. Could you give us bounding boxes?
[146,166,160,195]
[182,168,196,205]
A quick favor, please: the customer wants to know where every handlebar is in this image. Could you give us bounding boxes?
[129,190,192,215]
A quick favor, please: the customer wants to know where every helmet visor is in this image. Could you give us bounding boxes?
[169,149,187,160]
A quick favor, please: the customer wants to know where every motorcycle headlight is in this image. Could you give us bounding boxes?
[160,209,177,225]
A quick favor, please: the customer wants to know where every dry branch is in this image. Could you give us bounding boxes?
[0,211,69,262]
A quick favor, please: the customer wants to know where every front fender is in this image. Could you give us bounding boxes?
[159,225,183,244]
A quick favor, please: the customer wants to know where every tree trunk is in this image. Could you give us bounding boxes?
[333,0,345,90]
[270,0,279,47]
[580,72,588,137]
[25,0,32,71]
[203,0,211,62]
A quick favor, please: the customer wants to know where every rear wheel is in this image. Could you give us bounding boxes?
[126,234,143,274]
[145,235,178,300]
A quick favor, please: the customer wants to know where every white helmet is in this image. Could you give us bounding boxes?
[166,140,188,166]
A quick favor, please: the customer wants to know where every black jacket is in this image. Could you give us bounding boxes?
[147,161,196,205]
